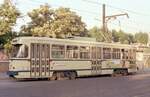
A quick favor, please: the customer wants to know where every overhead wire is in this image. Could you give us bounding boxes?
[82,0,150,31]
[15,0,149,32]
[82,0,150,16]
[20,0,100,21]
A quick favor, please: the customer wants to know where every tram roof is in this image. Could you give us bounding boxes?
[12,37,135,48]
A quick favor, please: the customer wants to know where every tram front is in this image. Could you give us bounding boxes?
[7,38,30,79]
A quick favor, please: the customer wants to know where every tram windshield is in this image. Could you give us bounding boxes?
[11,44,28,58]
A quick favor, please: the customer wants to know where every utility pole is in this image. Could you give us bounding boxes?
[102,4,112,42]
[102,4,111,42]
[102,4,129,42]
[102,4,106,35]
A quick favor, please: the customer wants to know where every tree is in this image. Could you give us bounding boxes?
[0,31,17,47]
[112,30,134,44]
[0,0,20,35]
[21,4,54,37]
[50,7,87,38]
[22,6,87,38]
[0,0,20,47]
[118,30,129,44]
[4,40,12,56]
[88,26,104,42]
[134,32,148,44]
[127,33,135,44]
[112,29,119,42]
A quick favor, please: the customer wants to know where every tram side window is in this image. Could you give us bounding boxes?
[66,46,79,59]
[41,44,50,58]
[112,48,120,59]
[31,44,37,58]
[51,45,65,58]
[41,45,45,58]
[24,45,28,58]
[91,47,101,59]
[31,45,34,58]
[103,48,111,59]
[46,45,50,58]
[132,49,136,60]
[80,46,90,59]
[91,47,96,59]
[122,49,129,59]
[125,50,129,59]
[97,47,101,59]
[129,49,136,60]
[128,50,132,59]
[36,44,40,58]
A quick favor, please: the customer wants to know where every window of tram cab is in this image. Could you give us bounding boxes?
[11,44,28,58]
[51,44,65,58]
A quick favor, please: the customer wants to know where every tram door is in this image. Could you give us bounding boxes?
[30,43,50,78]
[91,61,102,75]
[91,60,97,75]
[91,47,102,75]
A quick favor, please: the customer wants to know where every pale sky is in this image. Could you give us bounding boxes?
[0,0,150,33]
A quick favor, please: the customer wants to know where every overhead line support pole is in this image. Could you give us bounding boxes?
[102,4,106,37]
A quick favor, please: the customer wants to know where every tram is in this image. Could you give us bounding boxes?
[7,37,137,80]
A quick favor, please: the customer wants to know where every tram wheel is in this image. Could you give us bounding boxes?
[56,72,65,80]
[112,69,128,77]
[122,69,128,76]
[51,72,57,81]
[69,71,76,80]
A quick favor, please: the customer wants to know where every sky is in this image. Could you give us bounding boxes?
[0,0,150,33]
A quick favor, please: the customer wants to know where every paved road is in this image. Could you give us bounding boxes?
[0,73,150,97]
[0,72,9,79]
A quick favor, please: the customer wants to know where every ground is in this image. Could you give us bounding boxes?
[0,70,150,97]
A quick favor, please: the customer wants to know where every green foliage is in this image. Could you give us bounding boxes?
[88,27,135,44]
[112,30,148,44]
[21,4,54,37]
[88,26,104,42]
[4,40,12,56]
[89,27,145,44]
[0,1,20,35]
[0,32,17,47]
[0,0,20,51]
[127,33,135,44]
[0,2,148,48]
[118,30,129,44]
[134,32,148,44]
[21,5,87,38]
[112,29,135,44]
[112,29,119,42]
[0,32,17,57]
[51,7,87,38]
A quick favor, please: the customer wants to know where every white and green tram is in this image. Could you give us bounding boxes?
[7,37,137,80]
